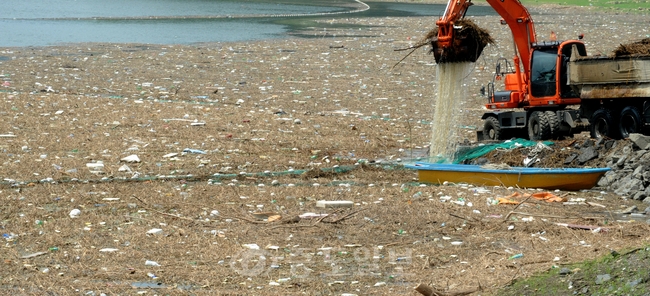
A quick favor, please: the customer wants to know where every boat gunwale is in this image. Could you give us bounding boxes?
[406,162,610,175]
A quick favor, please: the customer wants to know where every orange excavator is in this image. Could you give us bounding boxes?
[433,0,590,140]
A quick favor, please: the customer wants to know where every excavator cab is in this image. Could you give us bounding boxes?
[486,58,523,109]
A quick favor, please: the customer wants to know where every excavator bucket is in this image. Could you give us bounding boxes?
[431,19,494,64]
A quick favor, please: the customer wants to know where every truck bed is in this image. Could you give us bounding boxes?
[568,55,650,99]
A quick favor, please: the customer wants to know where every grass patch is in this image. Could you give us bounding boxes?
[521,0,648,11]
[497,246,650,296]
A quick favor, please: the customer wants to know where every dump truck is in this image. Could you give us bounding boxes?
[431,0,650,141]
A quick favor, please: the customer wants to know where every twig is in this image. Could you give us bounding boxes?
[220,215,270,224]
[504,194,533,221]
[449,213,477,223]
[323,208,367,223]
[620,247,644,256]
[508,267,522,286]
[317,209,343,223]
[521,260,553,266]
[132,195,196,222]
[509,211,573,219]
[264,208,353,230]
[392,43,428,70]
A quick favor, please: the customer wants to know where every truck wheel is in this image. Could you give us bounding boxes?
[618,106,642,139]
[544,110,560,139]
[590,108,619,139]
[482,117,502,140]
[527,111,551,140]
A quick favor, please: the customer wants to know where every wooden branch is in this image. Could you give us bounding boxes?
[391,43,428,70]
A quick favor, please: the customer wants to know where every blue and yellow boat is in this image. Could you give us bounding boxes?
[405,162,610,191]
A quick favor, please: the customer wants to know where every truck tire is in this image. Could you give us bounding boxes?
[618,106,642,139]
[528,111,551,140]
[482,116,502,140]
[590,108,619,139]
[544,110,560,139]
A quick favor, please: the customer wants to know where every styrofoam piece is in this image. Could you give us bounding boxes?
[316,200,353,208]
[121,154,141,163]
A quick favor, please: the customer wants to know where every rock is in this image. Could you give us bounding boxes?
[577,146,598,164]
[633,165,646,179]
[645,206,650,214]
[604,139,616,150]
[623,145,633,154]
[629,133,650,150]
[581,139,595,148]
[559,268,572,276]
[473,158,489,165]
[614,177,644,196]
[595,274,611,285]
[597,170,618,187]
[564,153,578,165]
[643,171,650,182]
[633,192,647,201]
[615,155,627,168]
[627,278,642,288]
[618,205,637,215]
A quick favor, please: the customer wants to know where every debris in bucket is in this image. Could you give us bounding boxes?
[427,19,495,64]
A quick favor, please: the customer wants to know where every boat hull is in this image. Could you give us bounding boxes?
[406,163,610,191]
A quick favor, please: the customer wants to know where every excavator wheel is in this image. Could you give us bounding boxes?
[590,108,619,139]
[544,110,560,139]
[527,111,551,141]
[482,116,502,140]
[618,106,642,139]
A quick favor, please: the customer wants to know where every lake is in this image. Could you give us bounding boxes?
[1,0,496,47]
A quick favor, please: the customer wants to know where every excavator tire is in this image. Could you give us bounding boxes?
[544,110,560,139]
[590,108,619,139]
[482,116,502,140]
[618,106,642,139]
[528,111,551,141]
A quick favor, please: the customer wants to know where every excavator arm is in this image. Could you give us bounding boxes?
[485,0,536,74]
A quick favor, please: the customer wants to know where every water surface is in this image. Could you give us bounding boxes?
[1,0,495,47]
